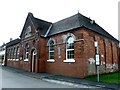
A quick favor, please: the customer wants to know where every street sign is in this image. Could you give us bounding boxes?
[96,54,100,66]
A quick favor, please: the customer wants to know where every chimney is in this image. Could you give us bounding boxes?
[10,38,13,41]
[90,20,95,24]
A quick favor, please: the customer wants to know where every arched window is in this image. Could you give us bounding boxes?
[49,40,54,60]
[16,46,19,60]
[7,49,10,60]
[9,48,11,60]
[25,26,32,38]
[14,47,17,60]
[10,48,13,60]
[66,36,74,60]
[25,43,29,60]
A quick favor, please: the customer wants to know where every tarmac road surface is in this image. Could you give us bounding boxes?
[1,66,112,89]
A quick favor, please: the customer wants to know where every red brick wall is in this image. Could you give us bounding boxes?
[6,27,119,78]
[45,28,89,78]
[45,27,119,78]
[38,37,47,72]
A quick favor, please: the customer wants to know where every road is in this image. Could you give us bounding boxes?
[1,66,104,89]
[1,67,75,88]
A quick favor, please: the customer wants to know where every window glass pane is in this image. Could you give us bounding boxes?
[66,36,74,59]
[49,40,54,51]
[26,52,29,59]
[14,47,17,59]
[25,44,29,59]
[50,55,54,59]
[50,46,54,51]
[67,50,74,59]
[70,50,74,59]
[16,47,19,59]
[67,37,74,49]
[50,52,54,59]
[49,40,54,59]
[67,43,74,49]
[67,37,74,44]
[10,48,13,59]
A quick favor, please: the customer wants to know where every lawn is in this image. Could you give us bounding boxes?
[85,71,120,84]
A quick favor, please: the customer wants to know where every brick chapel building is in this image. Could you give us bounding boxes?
[5,12,119,78]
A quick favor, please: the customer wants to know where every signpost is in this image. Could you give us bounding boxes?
[94,41,100,82]
[96,54,100,65]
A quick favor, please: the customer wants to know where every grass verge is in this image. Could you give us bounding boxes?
[85,71,120,84]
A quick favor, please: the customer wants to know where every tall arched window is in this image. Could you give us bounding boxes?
[10,48,13,60]
[7,49,10,60]
[66,36,74,60]
[49,40,54,60]
[14,47,17,60]
[9,48,11,60]
[25,43,29,61]
[16,46,19,60]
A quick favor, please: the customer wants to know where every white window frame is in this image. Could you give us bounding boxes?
[10,48,13,60]
[14,47,16,61]
[16,46,19,61]
[64,36,75,63]
[7,48,10,60]
[24,44,29,61]
[47,39,55,62]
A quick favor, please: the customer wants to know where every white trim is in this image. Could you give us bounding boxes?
[48,39,55,60]
[16,59,19,61]
[45,24,52,37]
[47,38,56,46]
[24,59,28,61]
[63,59,75,63]
[47,59,55,62]
[66,36,75,60]
[63,33,76,43]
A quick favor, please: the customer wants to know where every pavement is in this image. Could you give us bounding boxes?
[2,66,120,89]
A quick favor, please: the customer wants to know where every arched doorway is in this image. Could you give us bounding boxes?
[31,49,37,72]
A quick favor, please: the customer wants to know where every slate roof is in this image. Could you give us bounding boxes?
[6,38,21,47]
[47,13,118,42]
[33,17,52,36]
[20,12,118,42]
[20,13,52,38]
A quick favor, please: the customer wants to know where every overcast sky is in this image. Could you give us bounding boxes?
[0,0,119,45]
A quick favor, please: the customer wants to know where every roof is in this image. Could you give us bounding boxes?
[34,17,52,36]
[20,12,118,42]
[47,13,118,42]
[0,43,6,48]
[6,38,21,47]
[20,13,52,38]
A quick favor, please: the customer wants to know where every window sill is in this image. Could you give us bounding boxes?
[16,59,19,61]
[24,59,28,61]
[63,59,75,63]
[47,59,55,62]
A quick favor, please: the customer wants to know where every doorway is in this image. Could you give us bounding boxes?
[31,49,37,72]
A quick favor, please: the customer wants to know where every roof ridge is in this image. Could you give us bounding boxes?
[53,13,79,24]
[76,13,118,41]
